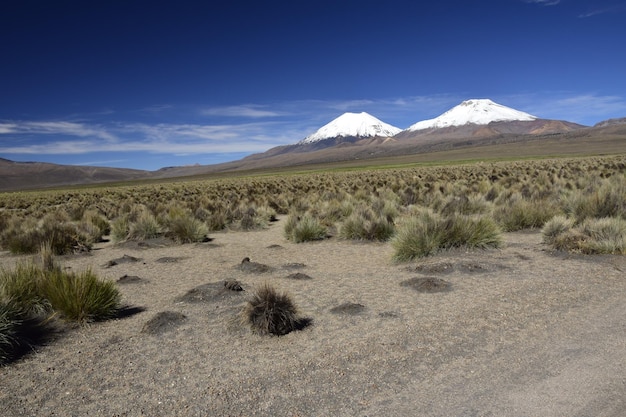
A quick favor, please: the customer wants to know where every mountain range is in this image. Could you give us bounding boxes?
[2,99,625,190]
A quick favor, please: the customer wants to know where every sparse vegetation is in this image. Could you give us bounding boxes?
[0,155,623,257]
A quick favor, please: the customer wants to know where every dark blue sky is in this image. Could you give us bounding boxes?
[1,0,625,170]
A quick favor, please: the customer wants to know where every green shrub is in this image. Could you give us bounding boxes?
[284,214,326,243]
[40,268,121,323]
[242,283,300,336]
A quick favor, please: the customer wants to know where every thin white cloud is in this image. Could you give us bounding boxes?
[503,93,626,125]
[0,121,118,142]
[202,105,283,118]
[578,3,626,17]
[525,0,561,6]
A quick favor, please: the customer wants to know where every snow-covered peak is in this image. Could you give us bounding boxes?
[407,99,537,131]
[300,112,402,144]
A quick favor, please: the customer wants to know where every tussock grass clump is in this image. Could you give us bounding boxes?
[39,268,121,323]
[111,215,131,243]
[563,176,626,222]
[284,214,326,243]
[494,194,560,231]
[339,208,395,241]
[392,210,445,260]
[0,213,92,255]
[543,216,626,254]
[392,210,502,261]
[0,262,50,317]
[0,300,22,364]
[542,215,574,246]
[242,283,300,336]
[162,208,209,243]
[128,211,162,240]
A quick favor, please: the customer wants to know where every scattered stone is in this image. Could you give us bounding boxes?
[378,311,400,318]
[330,302,366,315]
[238,257,271,273]
[224,280,244,291]
[105,254,142,268]
[141,311,187,335]
[400,277,452,293]
[286,272,312,280]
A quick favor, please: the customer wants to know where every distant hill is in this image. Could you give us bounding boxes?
[0,159,151,191]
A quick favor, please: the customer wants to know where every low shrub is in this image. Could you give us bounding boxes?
[242,283,300,336]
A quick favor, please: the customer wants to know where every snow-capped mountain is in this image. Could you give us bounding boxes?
[300,112,401,144]
[407,99,537,131]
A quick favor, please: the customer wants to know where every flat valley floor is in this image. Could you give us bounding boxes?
[1,217,625,416]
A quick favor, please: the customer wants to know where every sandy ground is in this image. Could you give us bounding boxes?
[1,217,625,417]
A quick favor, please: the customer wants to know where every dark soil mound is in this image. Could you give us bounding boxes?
[141,311,187,335]
[237,257,271,273]
[116,275,146,284]
[411,262,455,274]
[105,254,142,268]
[330,302,366,315]
[155,256,186,263]
[400,277,452,293]
[282,263,306,270]
[286,272,312,280]
[176,282,245,304]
